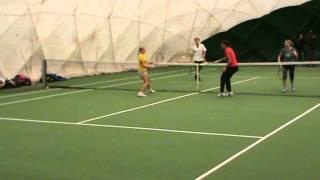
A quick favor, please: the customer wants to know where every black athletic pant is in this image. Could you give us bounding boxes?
[194,61,204,80]
[220,66,239,93]
[282,65,295,81]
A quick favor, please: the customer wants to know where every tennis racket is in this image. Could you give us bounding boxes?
[189,60,195,76]
[202,57,226,71]
[277,65,282,78]
[155,52,164,65]
[277,60,284,79]
[148,52,164,68]
[212,57,226,64]
[201,57,225,65]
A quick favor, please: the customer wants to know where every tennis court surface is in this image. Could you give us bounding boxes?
[0,65,320,179]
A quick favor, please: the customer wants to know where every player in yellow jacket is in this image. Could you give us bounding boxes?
[138,47,155,97]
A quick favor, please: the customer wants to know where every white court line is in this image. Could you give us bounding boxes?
[200,75,320,80]
[0,69,186,100]
[0,71,196,107]
[195,103,320,180]
[259,76,320,80]
[236,76,320,80]
[78,77,259,124]
[0,88,62,100]
[0,117,262,139]
[69,68,187,87]
[0,89,91,106]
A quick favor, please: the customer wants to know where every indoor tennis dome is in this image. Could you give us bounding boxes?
[0,0,313,81]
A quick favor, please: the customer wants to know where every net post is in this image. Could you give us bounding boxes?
[196,63,200,92]
[41,59,48,89]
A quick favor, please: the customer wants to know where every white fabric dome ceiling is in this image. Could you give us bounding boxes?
[0,0,310,80]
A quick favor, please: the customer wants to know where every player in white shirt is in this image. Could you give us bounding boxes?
[192,37,207,81]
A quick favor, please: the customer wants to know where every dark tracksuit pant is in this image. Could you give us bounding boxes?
[220,66,239,93]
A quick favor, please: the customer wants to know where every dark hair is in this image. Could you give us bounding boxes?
[194,37,200,41]
[138,47,144,54]
[221,40,231,47]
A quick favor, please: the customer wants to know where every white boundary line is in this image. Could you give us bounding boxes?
[0,117,262,139]
[195,103,320,180]
[0,89,91,106]
[0,70,193,107]
[0,69,186,100]
[0,88,62,100]
[199,75,320,80]
[78,77,259,124]
[68,68,187,87]
[259,76,320,80]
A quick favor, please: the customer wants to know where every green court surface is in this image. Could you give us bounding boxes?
[0,66,319,179]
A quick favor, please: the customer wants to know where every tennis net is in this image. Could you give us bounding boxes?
[42,59,320,97]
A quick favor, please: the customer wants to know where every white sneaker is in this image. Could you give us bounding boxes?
[137,92,146,97]
[227,91,234,96]
[148,89,156,93]
[218,92,227,97]
[291,87,296,92]
[282,88,287,93]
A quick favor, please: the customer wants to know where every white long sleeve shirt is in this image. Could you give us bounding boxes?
[192,43,207,62]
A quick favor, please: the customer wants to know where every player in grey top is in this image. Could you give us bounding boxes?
[277,40,299,93]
